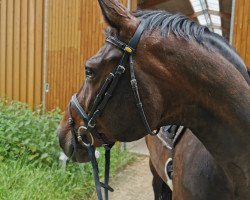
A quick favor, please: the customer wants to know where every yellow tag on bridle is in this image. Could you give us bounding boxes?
[124,46,132,53]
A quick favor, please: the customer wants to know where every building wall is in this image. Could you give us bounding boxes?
[0,0,249,111]
[45,0,135,111]
[45,0,84,111]
[0,0,44,109]
[232,0,250,69]
[0,0,137,110]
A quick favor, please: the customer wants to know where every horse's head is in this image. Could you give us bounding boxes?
[58,0,167,160]
[58,0,250,164]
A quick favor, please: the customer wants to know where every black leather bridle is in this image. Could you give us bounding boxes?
[68,20,152,200]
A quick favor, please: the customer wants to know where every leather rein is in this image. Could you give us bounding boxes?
[68,20,153,200]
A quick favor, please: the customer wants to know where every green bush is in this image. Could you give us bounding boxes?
[0,99,61,166]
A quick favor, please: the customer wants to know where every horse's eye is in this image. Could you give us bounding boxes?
[85,67,95,79]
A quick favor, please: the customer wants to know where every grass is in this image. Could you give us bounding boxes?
[0,161,85,200]
[0,99,135,200]
[0,148,135,200]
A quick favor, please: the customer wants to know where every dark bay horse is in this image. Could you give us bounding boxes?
[58,0,250,199]
[146,127,232,200]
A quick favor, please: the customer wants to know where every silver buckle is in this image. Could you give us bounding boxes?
[88,119,96,128]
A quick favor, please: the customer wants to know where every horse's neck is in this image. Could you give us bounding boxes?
[158,40,250,192]
[186,96,250,197]
[177,91,250,167]
[183,48,250,166]
[203,32,250,84]
[188,100,250,165]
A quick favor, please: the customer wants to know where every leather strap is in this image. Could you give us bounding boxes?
[129,56,151,133]
[128,20,145,50]
[106,36,132,52]
[86,145,103,200]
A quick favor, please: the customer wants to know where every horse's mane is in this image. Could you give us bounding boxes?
[133,10,250,83]
[134,10,207,42]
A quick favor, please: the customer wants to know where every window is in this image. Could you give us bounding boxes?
[207,0,220,11]
[190,0,223,36]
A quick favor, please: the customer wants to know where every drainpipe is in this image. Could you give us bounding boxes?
[127,0,131,10]
[230,0,235,45]
[42,0,49,113]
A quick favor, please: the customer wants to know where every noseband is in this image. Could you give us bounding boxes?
[68,20,152,200]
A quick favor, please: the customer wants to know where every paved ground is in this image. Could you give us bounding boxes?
[90,139,154,200]
[91,156,154,200]
[125,138,150,156]
[109,156,154,200]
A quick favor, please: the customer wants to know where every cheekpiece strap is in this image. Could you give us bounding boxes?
[127,20,145,50]
[71,94,89,121]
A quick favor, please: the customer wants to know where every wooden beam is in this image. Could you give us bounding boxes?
[190,10,231,20]
[138,0,171,9]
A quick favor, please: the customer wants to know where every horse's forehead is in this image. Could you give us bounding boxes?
[86,43,120,66]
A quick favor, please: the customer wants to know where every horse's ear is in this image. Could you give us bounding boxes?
[98,0,139,37]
